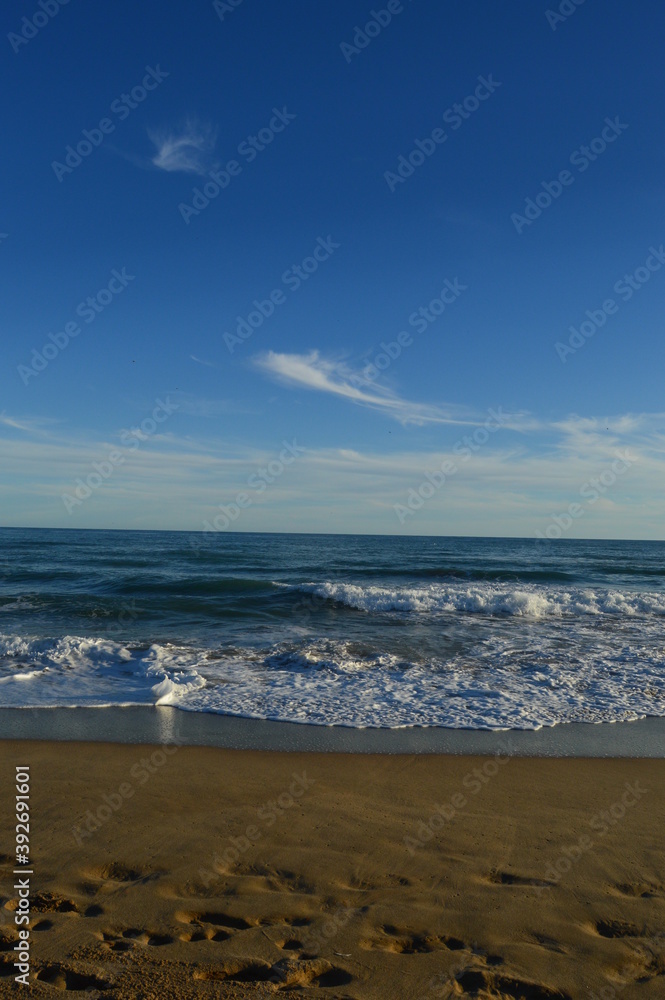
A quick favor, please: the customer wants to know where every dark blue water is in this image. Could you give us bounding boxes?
[1,529,664,729]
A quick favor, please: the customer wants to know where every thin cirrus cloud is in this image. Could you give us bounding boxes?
[149,122,217,175]
[0,412,61,434]
[190,354,218,368]
[253,350,513,428]
[0,411,662,535]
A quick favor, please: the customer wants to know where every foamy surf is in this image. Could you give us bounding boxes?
[293,581,665,617]
[1,631,664,730]
[1,530,664,730]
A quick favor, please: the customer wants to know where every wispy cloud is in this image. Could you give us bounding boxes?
[149,121,217,175]
[253,350,527,428]
[190,355,218,368]
[552,412,665,458]
[1,411,663,536]
[0,412,61,434]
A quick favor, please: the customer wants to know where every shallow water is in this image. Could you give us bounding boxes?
[1,529,664,729]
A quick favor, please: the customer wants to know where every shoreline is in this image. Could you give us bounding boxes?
[1,706,665,756]
[0,741,663,997]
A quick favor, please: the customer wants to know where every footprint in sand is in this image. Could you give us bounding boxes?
[36,964,111,991]
[5,891,103,932]
[595,919,647,939]
[85,861,157,884]
[590,918,665,982]
[164,865,320,902]
[486,869,554,888]
[221,863,318,895]
[614,881,665,899]
[2,890,79,916]
[274,934,305,951]
[32,891,79,914]
[32,919,54,931]
[101,928,175,951]
[454,968,571,999]
[76,862,163,901]
[175,909,256,942]
[362,924,471,955]
[193,955,353,988]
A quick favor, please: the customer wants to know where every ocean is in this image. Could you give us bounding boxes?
[1,528,664,731]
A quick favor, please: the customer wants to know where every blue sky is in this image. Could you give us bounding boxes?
[2,0,664,536]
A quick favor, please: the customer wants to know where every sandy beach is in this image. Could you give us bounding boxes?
[1,741,664,998]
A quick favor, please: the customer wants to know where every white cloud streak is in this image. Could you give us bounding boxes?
[253,350,517,427]
[149,121,217,175]
[0,410,663,536]
[0,412,61,434]
[190,355,218,368]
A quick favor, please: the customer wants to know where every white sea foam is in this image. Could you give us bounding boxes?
[0,635,204,709]
[294,581,665,617]
[151,672,207,705]
[1,628,665,730]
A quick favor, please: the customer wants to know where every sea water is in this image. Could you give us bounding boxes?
[1,529,664,730]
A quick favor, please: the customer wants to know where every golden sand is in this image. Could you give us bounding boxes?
[1,742,664,998]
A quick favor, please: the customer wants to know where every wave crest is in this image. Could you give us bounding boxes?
[293,581,665,618]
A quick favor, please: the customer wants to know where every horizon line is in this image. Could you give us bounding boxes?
[0,525,663,543]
